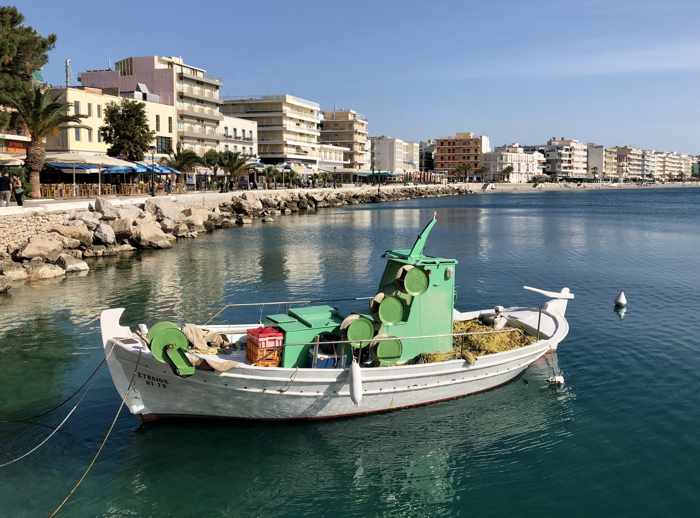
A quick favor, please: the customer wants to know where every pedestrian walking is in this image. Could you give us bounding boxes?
[12,176,24,206]
[0,173,11,207]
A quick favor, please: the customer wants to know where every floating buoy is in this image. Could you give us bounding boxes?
[615,290,627,308]
[350,359,363,406]
[547,375,565,386]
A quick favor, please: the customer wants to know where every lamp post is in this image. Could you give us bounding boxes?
[149,146,156,196]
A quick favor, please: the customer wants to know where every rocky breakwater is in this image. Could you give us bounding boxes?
[0,184,471,294]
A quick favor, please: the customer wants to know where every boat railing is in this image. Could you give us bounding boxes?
[204,296,374,324]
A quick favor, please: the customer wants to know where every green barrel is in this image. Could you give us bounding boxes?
[346,316,375,348]
[376,337,403,366]
[377,295,405,325]
[398,265,429,296]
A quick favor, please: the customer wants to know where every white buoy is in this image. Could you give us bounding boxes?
[615,290,627,308]
[350,359,363,406]
[547,375,565,385]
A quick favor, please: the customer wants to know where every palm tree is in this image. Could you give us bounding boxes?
[263,165,279,189]
[221,151,249,187]
[163,148,202,173]
[0,85,84,198]
[452,163,472,183]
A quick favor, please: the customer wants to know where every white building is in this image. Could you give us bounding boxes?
[481,144,544,183]
[543,137,589,179]
[318,143,349,172]
[218,115,258,158]
[641,150,657,179]
[370,136,420,174]
[222,94,321,172]
[654,151,693,180]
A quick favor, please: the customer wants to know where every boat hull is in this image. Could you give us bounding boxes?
[104,336,552,421]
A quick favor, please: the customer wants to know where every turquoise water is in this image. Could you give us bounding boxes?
[1,188,700,516]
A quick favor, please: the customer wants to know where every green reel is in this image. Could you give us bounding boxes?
[147,321,195,377]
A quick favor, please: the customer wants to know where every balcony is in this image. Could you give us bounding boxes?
[219,133,255,143]
[177,107,223,122]
[178,128,220,141]
[178,70,221,87]
[177,88,223,105]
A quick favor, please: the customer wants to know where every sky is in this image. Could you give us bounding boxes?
[12,0,700,153]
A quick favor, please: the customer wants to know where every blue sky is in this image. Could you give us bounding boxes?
[13,0,700,153]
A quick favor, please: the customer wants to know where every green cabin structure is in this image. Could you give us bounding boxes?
[266,216,458,368]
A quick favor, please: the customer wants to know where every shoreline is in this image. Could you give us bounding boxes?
[0,181,698,295]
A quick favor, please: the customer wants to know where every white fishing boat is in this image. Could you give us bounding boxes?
[100,217,574,421]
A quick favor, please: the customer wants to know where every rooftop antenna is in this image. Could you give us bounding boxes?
[64,58,71,88]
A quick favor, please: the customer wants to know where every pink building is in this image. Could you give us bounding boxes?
[79,56,224,155]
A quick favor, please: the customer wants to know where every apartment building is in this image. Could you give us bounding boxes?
[542,137,588,179]
[218,115,258,158]
[318,143,350,172]
[419,140,435,172]
[654,152,693,179]
[0,122,29,165]
[222,95,321,171]
[481,144,544,183]
[587,144,604,179]
[320,109,369,170]
[615,146,643,179]
[79,55,223,155]
[434,132,490,175]
[641,150,657,179]
[604,147,618,179]
[370,136,420,174]
[45,86,177,157]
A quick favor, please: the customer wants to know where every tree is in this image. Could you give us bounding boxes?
[99,99,155,161]
[452,163,472,182]
[263,165,279,189]
[0,6,56,130]
[0,85,83,198]
[221,151,249,179]
[163,148,202,173]
[500,165,514,183]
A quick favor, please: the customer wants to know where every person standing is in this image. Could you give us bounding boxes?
[12,176,24,206]
[0,173,11,207]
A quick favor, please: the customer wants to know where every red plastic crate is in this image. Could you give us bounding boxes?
[246,327,284,366]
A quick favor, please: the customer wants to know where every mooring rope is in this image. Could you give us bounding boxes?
[0,344,115,466]
[48,347,142,517]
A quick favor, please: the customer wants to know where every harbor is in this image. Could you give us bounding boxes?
[2,187,700,515]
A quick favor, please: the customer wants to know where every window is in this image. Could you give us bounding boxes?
[156,136,172,154]
[74,101,80,116]
[224,126,228,136]
[168,117,172,133]
[87,128,93,142]
[74,127,81,141]
[98,131,102,143]
[87,103,92,117]
[155,114,160,132]
[97,104,101,118]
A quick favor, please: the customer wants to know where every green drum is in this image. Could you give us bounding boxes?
[376,337,403,366]
[346,316,375,348]
[398,265,429,296]
[377,295,405,325]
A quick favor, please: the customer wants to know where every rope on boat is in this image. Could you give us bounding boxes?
[48,347,143,517]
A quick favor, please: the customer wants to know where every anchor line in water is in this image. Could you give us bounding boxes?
[49,348,143,517]
[0,344,115,466]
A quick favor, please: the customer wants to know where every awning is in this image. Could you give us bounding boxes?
[45,151,138,169]
[0,153,25,166]
[135,162,181,175]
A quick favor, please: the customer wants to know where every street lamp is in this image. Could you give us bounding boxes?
[149,146,156,196]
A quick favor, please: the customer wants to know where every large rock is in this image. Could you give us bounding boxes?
[57,254,90,273]
[115,206,143,220]
[52,223,93,246]
[94,223,116,245]
[145,199,185,222]
[73,211,101,230]
[182,208,209,232]
[0,260,28,281]
[25,262,65,281]
[232,195,263,216]
[50,232,81,250]
[160,218,176,234]
[109,243,136,254]
[110,217,134,240]
[95,197,118,220]
[21,235,64,262]
[133,220,176,249]
[173,223,190,238]
[0,275,10,294]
